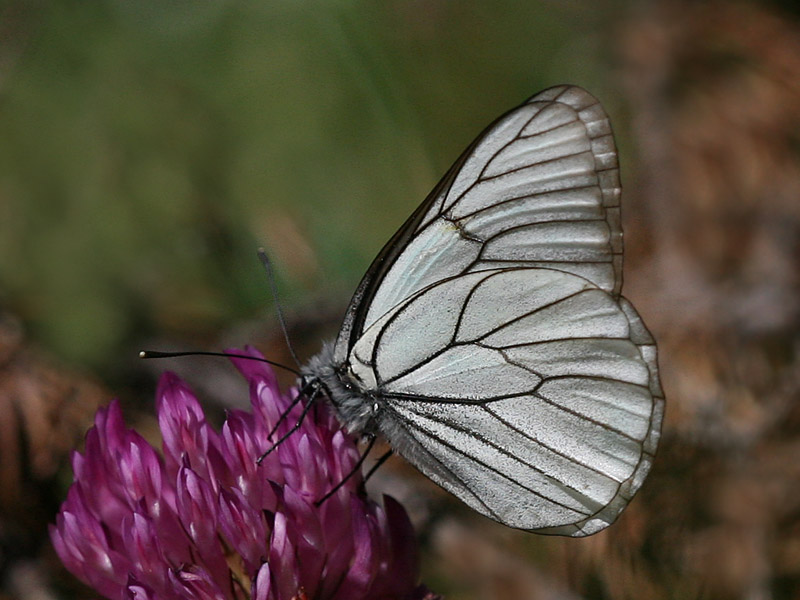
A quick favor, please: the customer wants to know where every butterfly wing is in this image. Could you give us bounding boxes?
[347,267,663,536]
[330,85,663,535]
[334,85,623,363]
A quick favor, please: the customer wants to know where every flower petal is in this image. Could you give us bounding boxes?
[218,487,267,575]
[157,372,224,488]
[251,562,273,600]
[268,512,299,600]
[168,565,227,600]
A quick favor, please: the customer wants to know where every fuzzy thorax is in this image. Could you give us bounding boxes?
[302,341,379,436]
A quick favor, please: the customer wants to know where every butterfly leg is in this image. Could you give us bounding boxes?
[363,448,393,483]
[257,384,319,464]
[314,434,379,506]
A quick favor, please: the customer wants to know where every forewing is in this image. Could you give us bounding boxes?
[353,269,662,535]
[334,85,622,361]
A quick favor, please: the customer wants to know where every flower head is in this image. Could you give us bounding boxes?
[51,347,439,600]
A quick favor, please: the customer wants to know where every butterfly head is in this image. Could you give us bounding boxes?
[302,342,381,436]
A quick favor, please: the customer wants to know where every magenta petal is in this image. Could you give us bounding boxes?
[227,346,279,389]
[330,430,360,485]
[232,347,290,440]
[384,495,420,584]
[299,433,327,495]
[123,513,168,591]
[220,411,264,501]
[117,432,166,518]
[282,487,325,597]
[252,379,292,444]
[331,498,378,599]
[80,409,133,528]
[159,375,231,495]
[251,562,273,600]
[124,576,156,600]
[175,467,230,586]
[168,566,227,600]
[218,488,266,574]
[280,432,310,492]
[49,519,89,586]
[176,467,218,547]
[227,346,290,447]
[316,495,355,595]
[52,509,129,599]
[94,400,128,459]
[156,373,214,477]
[269,512,299,600]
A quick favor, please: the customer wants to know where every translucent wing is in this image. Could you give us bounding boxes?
[350,268,663,536]
[334,85,622,363]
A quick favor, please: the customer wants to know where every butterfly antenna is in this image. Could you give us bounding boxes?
[139,350,300,376]
[258,248,302,370]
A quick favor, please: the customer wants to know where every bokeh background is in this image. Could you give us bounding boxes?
[2,1,800,598]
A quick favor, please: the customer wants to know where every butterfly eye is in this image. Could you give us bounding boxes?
[333,362,360,392]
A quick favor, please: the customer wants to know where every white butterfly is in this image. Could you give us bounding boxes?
[303,85,664,537]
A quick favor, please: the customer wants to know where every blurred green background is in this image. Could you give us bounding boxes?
[0,1,625,373]
[4,1,800,599]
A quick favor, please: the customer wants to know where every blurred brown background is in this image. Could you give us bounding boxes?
[2,1,800,598]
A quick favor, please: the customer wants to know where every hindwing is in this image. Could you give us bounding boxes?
[348,268,663,535]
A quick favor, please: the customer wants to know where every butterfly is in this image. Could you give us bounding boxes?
[303,85,664,537]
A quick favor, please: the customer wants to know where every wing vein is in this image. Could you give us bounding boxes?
[385,403,597,516]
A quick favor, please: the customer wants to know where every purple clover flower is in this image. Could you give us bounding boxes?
[51,347,440,600]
